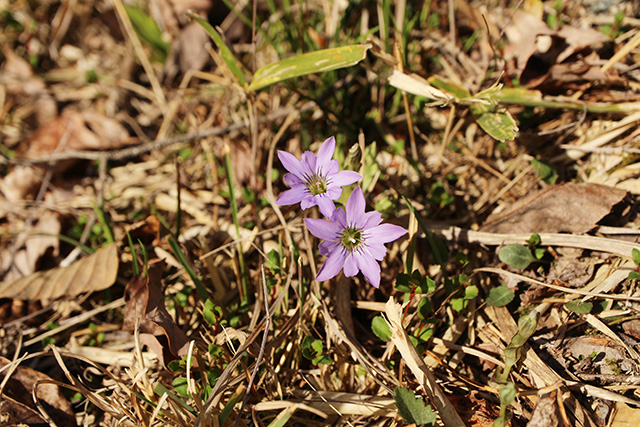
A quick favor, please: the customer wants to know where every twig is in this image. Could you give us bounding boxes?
[1,103,315,166]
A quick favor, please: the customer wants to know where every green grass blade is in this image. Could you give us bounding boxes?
[223,147,248,305]
[249,44,370,92]
[188,12,247,87]
[401,195,449,267]
[168,236,208,300]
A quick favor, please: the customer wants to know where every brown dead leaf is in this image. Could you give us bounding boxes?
[502,11,612,90]
[448,391,499,427]
[122,262,189,366]
[481,183,628,234]
[526,393,559,427]
[1,210,61,283]
[0,356,76,427]
[611,402,640,426]
[164,22,211,83]
[0,109,133,201]
[0,243,119,301]
[1,46,57,127]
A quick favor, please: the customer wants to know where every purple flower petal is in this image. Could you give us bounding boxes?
[330,170,361,187]
[366,224,408,244]
[346,187,366,226]
[319,240,340,257]
[301,151,316,172]
[325,159,340,176]
[316,248,346,282]
[316,195,337,218]
[283,173,303,186]
[305,218,341,240]
[331,208,347,227]
[276,187,307,206]
[278,150,308,178]
[363,243,387,261]
[316,136,336,174]
[361,210,383,228]
[355,252,381,288]
[343,253,359,277]
[326,187,343,200]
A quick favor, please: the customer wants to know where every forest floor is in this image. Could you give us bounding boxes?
[3,0,640,426]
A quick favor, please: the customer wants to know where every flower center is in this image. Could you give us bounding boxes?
[307,176,327,196]
[341,228,363,250]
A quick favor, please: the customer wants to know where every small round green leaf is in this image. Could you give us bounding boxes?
[565,300,593,314]
[372,315,391,341]
[486,286,515,307]
[499,244,536,269]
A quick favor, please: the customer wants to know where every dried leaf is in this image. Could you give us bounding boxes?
[0,356,76,427]
[481,183,627,234]
[0,243,119,300]
[526,394,559,427]
[0,109,133,201]
[122,262,189,366]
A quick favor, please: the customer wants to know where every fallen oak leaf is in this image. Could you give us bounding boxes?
[122,261,189,366]
[481,183,628,234]
[0,243,118,301]
[0,356,76,427]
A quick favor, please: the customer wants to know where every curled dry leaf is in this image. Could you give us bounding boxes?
[0,356,76,427]
[481,183,628,234]
[0,243,118,301]
[0,210,61,283]
[122,262,189,366]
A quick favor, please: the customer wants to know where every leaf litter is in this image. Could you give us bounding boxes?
[3,1,640,427]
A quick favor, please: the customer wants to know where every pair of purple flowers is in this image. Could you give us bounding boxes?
[276,136,407,288]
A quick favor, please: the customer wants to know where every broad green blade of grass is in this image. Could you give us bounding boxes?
[188,12,247,87]
[248,44,370,91]
[470,103,518,141]
[124,5,169,61]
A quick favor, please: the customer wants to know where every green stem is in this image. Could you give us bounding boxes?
[224,145,249,305]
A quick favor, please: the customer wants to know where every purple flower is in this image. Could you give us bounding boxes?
[277,136,361,218]
[304,187,407,288]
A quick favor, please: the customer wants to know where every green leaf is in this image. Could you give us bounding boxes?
[499,244,536,269]
[633,248,640,266]
[312,354,333,365]
[628,271,640,280]
[249,44,370,92]
[189,13,246,87]
[486,286,514,307]
[417,297,432,320]
[464,285,478,300]
[393,386,437,426]
[372,315,391,341]
[451,297,467,313]
[499,382,517,406]
[415,327,433,342]
[534,247,546,260]
[470,103,518,142]
[301,336,317,359]
[527,233,541,246]
[530,158,558,185]
[125,5,169,61]
[565,300,593,314]
[362,141,379,194]
[172,376,189,398]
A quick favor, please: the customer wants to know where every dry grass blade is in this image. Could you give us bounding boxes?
[384,297,466,426]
